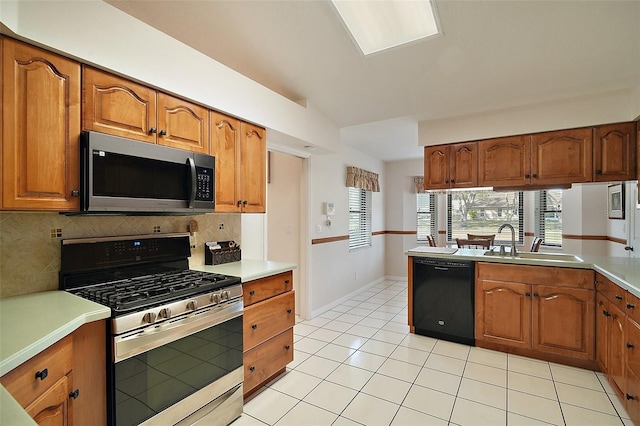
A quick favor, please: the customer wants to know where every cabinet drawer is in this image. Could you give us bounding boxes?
[244,291,295,351]
[477,263,594,289]
[597,273,627,311]
[243,329,293,395]
[243,271,293,306]
[1,335,72,408]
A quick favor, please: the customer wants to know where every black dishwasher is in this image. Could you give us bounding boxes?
[412,257,475,346]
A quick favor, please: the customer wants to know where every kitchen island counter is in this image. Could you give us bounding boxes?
[406,246,640,298]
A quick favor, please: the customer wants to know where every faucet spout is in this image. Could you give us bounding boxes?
[498,223,517,256]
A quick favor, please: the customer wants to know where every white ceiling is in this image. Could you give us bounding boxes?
[107,0,640,161]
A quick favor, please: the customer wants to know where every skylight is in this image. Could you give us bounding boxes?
[331,0,440,56]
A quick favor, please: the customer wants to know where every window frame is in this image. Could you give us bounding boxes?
[348,187,372,250]
[416,193,437,242]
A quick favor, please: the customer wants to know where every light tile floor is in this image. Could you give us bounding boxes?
[233,279,632,426]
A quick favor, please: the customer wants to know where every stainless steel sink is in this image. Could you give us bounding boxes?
[483,250,583,262]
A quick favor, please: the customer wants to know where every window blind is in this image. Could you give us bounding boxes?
[535,190,562,246]
[348,187,371,250]
[417,193,437,241]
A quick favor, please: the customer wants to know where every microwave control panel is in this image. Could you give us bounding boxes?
[195,166,214,201]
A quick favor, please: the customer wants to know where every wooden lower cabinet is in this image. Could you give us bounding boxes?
[242,270,294,398]
[476,263,595,366]
[0,321,106,426]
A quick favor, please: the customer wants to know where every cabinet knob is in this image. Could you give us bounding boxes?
[249,290,255,296]
[628,303,635,310]
[525,292,531,297]
[603,310,611,317]
[627,393,636,401]
[149,127,157,134]
[616,295,623,300]
[628,343,635,349]
[249,366,255,372]
[525,174,530,178]
[69,389,80,399]
[251,324,257,330]
[287,309,292,314]
[532,173,538,178]
[159,129,167,136]
[596,169,602,175]
[450,179,455,184]
[35,369,48,381]
[285,345,291,351]
[284,280,290,285]
[71,190,80,197]
[243,200,248,206]
[237,200,242,206]
[533,292,539,298]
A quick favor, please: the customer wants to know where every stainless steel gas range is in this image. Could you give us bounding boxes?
[59,233,243,426]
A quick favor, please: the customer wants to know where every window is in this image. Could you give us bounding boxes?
[447,190,523,244]
[348,187,371,250]
[536,190,562,247]
[416,193,437,242]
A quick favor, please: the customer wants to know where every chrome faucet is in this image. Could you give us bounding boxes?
[498,223,517,256]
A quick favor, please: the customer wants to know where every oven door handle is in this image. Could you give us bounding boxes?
[114,300,242,362]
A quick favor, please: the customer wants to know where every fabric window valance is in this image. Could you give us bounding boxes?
[413,176,425,193]
[346,166,380,192]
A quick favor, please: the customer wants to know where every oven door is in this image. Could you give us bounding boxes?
[109,301,243,426]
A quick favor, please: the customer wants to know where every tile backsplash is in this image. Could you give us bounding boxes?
[0,212,240,298]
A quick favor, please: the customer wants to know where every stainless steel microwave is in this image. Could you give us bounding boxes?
[80,131,215,214]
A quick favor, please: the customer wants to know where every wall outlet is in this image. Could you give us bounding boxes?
[219,223,224,230]
[355,271,358,279]
[316,224,322,233]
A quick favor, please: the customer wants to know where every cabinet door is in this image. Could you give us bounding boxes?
[532,285,594,360]
[475,280,531,349]
[210,112,241,212]
[596,293,610,372]
[423,146,449,189]
[156,93,209,153]
[450,142,477,188]
[478,136,530,187]
[82,66,157,143]
[24,374,69,426]
[2,38,81,211]
[240,122,266,213]
[531,128,593,185]
[594,122,637,182]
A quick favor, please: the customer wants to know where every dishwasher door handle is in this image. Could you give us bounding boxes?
[434,266,449,271]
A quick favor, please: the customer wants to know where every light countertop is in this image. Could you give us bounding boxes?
[0,291,111,425]
[406,247,640,297]
[191,259,297,282]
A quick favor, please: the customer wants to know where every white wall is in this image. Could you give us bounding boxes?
[0,1,340,153]
[308,145,385,317]
[418,89,638,147]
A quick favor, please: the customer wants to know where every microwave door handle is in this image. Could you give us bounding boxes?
[187,157,196,208]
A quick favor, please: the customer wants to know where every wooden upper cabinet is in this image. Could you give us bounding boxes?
[1,38,81,211]
[423,143,477,190]
[531,127,592,185]
[157,92,210,153]
[423,146,449,189]
[210,112,241,212]
[593,122,637,182]
[240,122,267,213]
[82,66,157,143]
[478,136,530,187]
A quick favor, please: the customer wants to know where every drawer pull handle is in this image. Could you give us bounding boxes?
[35,369,48,381]
[627,394,635,401]
[249,290,255,296]
[616,295,623,300]
[69,389,80,399]
[628,303,635,309]
[249,366,255,372]
[285,345,291,351]
[284,280,290,285]
[603,310,611,317]
[251,324,258,330]
[628,343,635,349]
[287,309,292,314]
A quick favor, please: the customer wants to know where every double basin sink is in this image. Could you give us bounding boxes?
[483,249,583,263]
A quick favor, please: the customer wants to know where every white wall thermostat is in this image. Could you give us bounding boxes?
[325,202,335,216]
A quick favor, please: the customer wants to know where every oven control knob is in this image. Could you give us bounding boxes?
[187,300,198,311]
[221,290,231,301]
[211,293,220,304]
[143,312,156,324]
[159,308,172,319]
